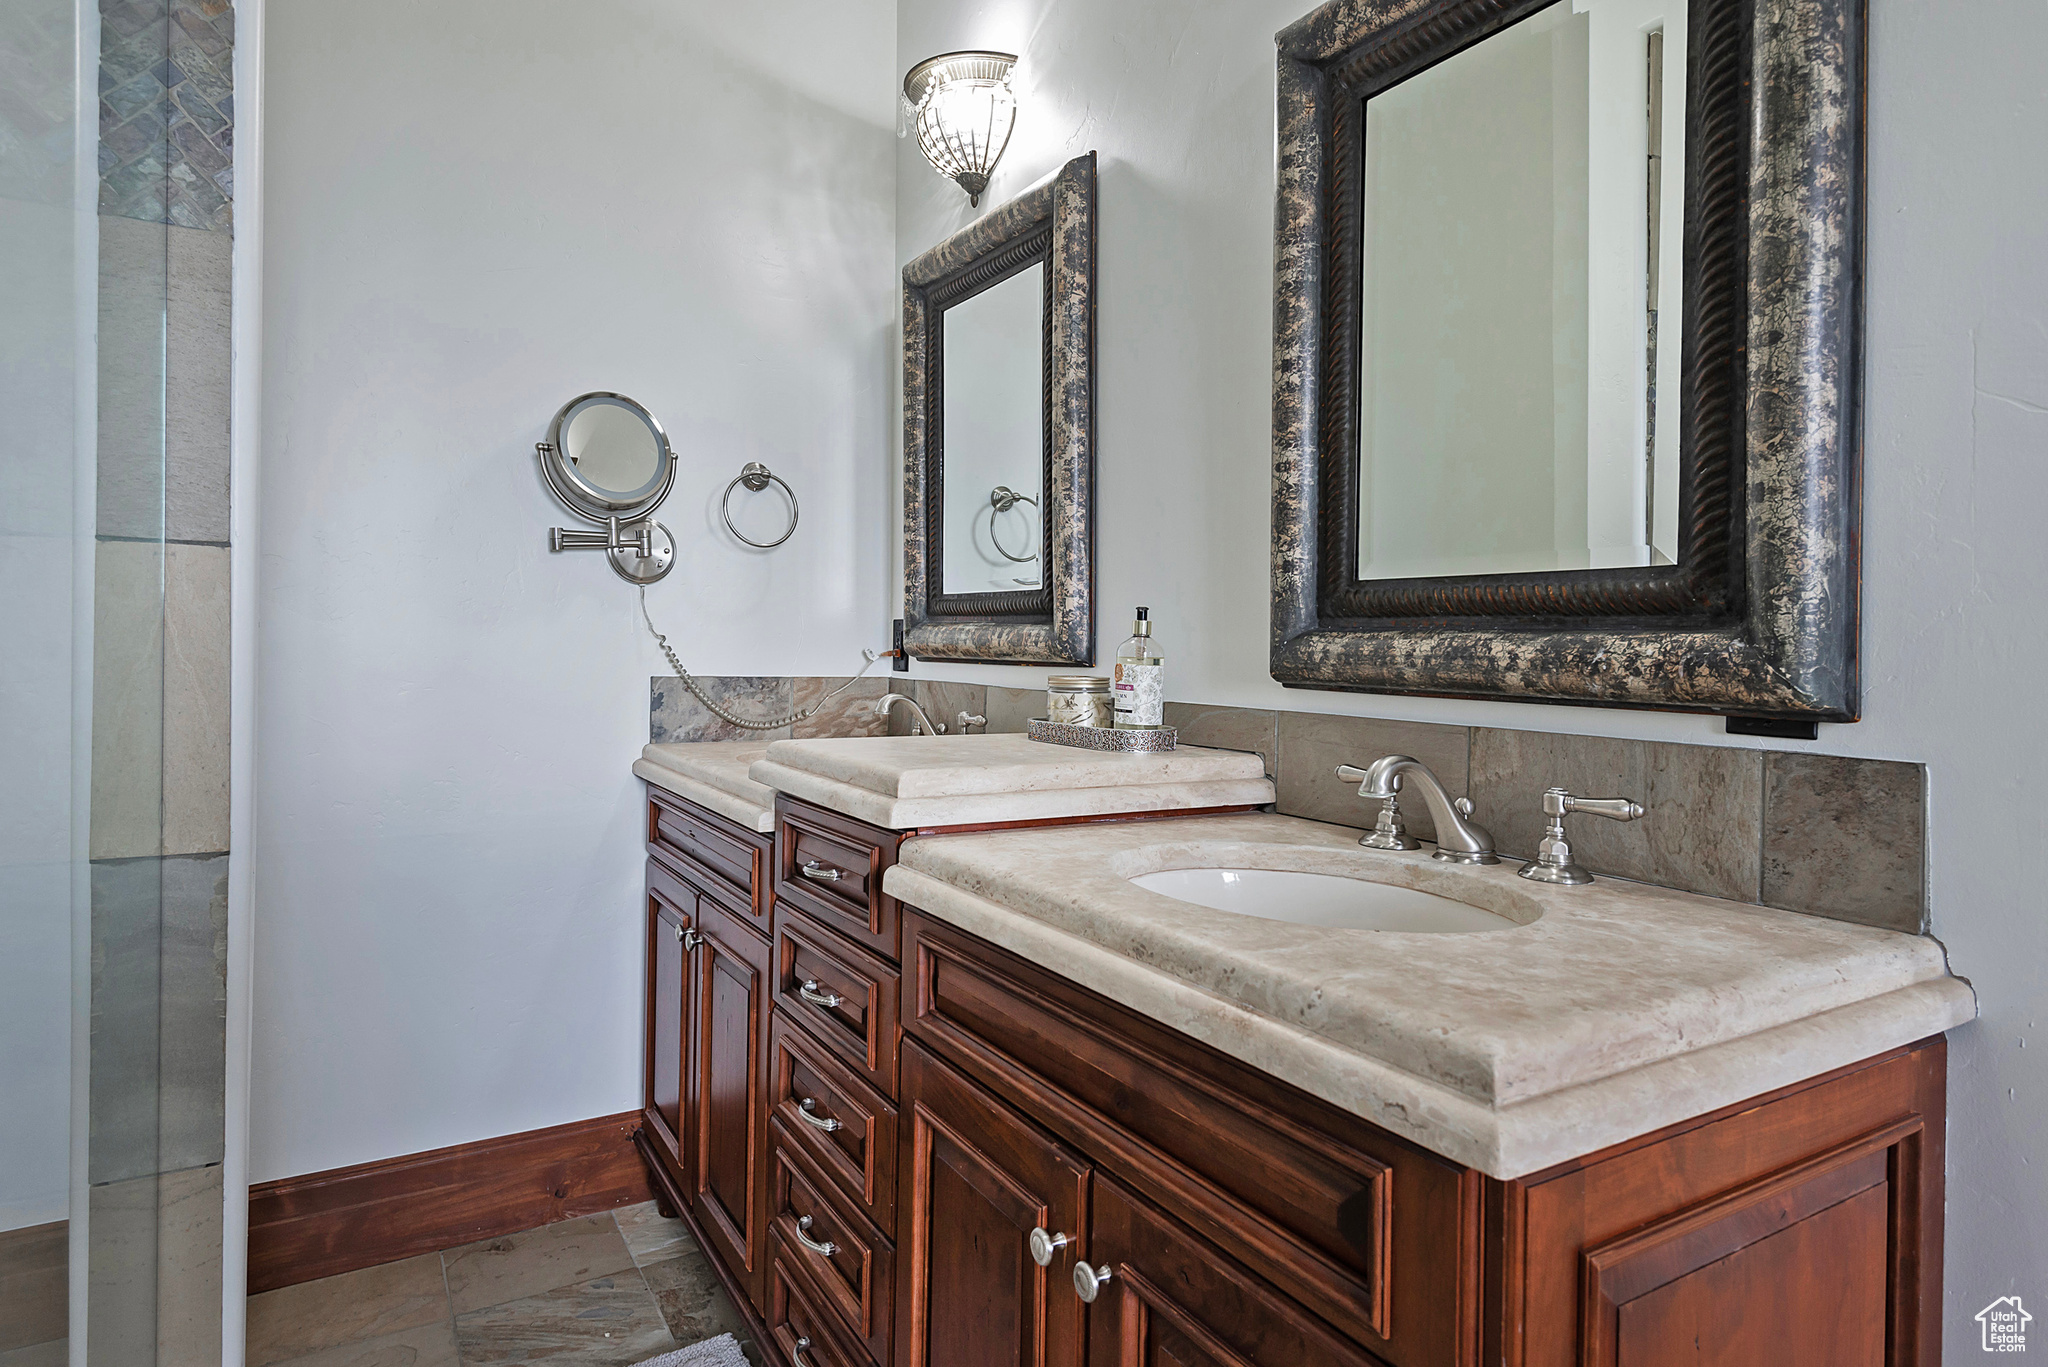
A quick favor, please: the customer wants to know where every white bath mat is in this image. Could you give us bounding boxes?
[636,1334,751,1367]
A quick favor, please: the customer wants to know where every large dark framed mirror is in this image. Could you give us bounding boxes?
[903,152,1097,665]
[1271,0,1863,722]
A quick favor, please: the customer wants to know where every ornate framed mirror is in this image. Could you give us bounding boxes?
[1270,0,1863,722]
[903,152,1097,665]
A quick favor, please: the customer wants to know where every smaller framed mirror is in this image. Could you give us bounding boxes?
[537,391,679,582]
[903,153,1096,665]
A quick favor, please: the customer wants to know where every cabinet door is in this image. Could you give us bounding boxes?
[898,1040,1090,1367]
[1084,1176,1381,1367]
[645,877,692,1170]
[688,891,771,1312]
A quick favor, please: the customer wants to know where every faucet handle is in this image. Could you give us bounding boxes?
[1354,771,1421,851]
[1335,764,1372,790]
[1517,787,1644,885]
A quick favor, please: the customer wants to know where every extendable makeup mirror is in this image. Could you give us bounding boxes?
[536,392,678,583]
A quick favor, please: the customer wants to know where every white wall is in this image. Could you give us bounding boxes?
[0,192,82,1230]
[895,0,2048,1341]
[252,0,898,1182]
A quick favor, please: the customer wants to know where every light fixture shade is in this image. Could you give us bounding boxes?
[904,50,1017,207]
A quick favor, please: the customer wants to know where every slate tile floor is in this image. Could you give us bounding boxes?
[246,1204,757,1367]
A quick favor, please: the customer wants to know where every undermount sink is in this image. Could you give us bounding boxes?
[1130,867,1522,934]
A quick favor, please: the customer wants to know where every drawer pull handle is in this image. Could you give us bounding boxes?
[800,860,847,883]
[1073,1259,1114,1303]
[680,928,705,951]
[792,1337,815,1367]
[1029,1227,1071,1267]
[794,1215,838,1257]
[798,1098,843,1133]
[798,979,845,1009]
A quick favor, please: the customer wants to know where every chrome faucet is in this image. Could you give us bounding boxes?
[875,693,944,735]
[1336,755,1498,864]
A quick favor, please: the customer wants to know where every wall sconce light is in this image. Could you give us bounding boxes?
[903,51,1018,207]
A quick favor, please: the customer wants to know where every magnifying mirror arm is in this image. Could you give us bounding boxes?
[550,515,653,556]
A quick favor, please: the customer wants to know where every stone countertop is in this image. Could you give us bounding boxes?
[883,813,1975,1178]
[749,733,1276,829]
[633,742,777,833]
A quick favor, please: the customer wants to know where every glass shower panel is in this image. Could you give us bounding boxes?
[1,0,178,1360]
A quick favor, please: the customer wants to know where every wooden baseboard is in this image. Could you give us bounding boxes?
[248,1111,656,1293]
[0,1220,67,1352]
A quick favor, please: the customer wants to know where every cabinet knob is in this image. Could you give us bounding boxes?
[798,979,845,1009]
[1073,1259,1114,1303]
[797,1098,843,1133]
[680,928,705,952]
[1028,1227,1071,1267]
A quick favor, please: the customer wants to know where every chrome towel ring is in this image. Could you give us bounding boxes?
[722,462,799,548]
[989,484,1039,563]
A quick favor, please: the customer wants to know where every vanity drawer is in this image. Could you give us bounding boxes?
[769,1120,895,1366]
[649,790,766,922]
[775,910,901,1099]
[901,910,1477,1365]
[767,1229,876,1367]
[770,1012,897,1229]
[774,798,899,960]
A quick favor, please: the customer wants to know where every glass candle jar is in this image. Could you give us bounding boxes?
[1046,676,1114,728]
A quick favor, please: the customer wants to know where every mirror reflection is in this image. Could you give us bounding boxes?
[562,395,665,500]
[1356,0,1686,580]
[941,262,1044,595]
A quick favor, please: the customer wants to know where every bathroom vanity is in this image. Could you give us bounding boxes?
[632,738,1970,1367]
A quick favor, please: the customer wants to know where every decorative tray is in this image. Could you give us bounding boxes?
[1026,718,1177,752]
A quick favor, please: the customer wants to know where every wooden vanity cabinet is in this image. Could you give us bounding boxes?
[687,884,773,1310]
[638,790,778,1317]
[643,788,1947,1367]
[643,859,695,1173]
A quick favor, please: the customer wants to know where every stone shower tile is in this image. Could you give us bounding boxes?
[791,676,889,739]
[90,539,165,861]
[640,1249,752,1351]
[983,685,1042,734]
[90,857,162,1185]
[1763,754,1926,933]
[441,1213,637,1315]
[88,1164,223,1366]
[90,854,228,1183]
[97,216,170,542]
[1163,703,1279,779]
[163,542,229,856]
[1468,730,1762,903]
[1275,711,1469,841]
[650,677,792,744]
[154,1163,225,1367]
[908,680,987,735]
[0,1341,67,1367]
[158,853,228,1172]
[612,1202,696,1267]
[452,1272,674,1365]
[245,1252,449,1365]
[164,225,232,544]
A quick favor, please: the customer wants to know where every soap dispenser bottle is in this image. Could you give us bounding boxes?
[1113,607,1165,730]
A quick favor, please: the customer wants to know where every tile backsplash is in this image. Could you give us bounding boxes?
[651,676,1927,935]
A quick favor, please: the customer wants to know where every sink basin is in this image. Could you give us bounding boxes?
[1130,868,1521,934]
